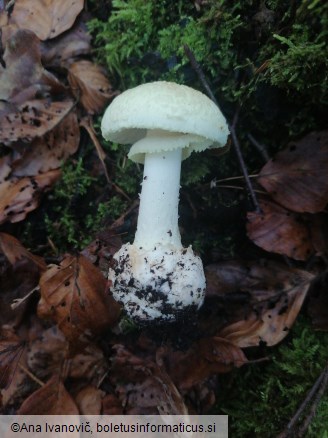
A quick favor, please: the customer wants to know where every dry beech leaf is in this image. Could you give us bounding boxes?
[162,338,247,391]
[0,99,75,145]
[309,213,328,257]
[0,340,29,408]
[74,385,104,415]
[102,394,124,415]
[0,232,46,268]
[212,261,314,347]
[0,332,26,390]
[82,230,122,278]
[11,111,80,176]
[41,14,91,69]
[0,29,65,103]
[11,0,84,41]
[0,170,61,224]
[247,199,314,260]
[0,233,46,327]
[18,375,79,414]
[258,130,328,213]
[307,274,328,331]
[28,326,108,384]
[38,254,121,342]
[27,326,68,381]
[67,344,108,383]
[68,60,115,114]
[110,344,188,415]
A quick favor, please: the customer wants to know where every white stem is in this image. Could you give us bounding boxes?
[134,148,182,250]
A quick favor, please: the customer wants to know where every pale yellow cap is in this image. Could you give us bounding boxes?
[101,81,229,163]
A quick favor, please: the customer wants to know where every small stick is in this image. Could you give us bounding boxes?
[183,44,262,213]
[247,133,270,162]
[298,365,328,437]
[230,109,262,213]
[18,363,44,387]
[277,365,328,438]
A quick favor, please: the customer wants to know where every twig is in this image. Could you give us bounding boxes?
[80,116,111,185]
[183,44,218,106]
[277,364,328,438]
[18,363,44,387]
[298,365,328,437]
[230,109,262,213]
[183,44,262,214]
[247,133,270,162]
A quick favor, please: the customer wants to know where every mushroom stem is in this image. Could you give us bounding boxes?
[134,147,182,250]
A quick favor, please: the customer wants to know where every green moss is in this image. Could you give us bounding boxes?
[43,158,128,252]
[217,317,328,437]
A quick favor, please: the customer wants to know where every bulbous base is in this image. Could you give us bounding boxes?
[108,243,206,323]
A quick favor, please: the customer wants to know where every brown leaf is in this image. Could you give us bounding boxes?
[11,111,80,176]
[213,261,314,347]
[11,0,84,41]
[0,29,65,103]
[0,233,46,326]
[163,338,247,391]
[27,326,68,381]
[0,332,25,390]
[258,130,328,213]
[68,60,115,114]
[67,344,108,382]
[74,385,104,415]
[41,14,91,69]
[110,344,188,415]
[102,394,124,415]
[18,375,79,414]
[81,230,122,278]
[0,99,75,145]
[38,254,121,342]
[0,232,46,268]
[307,274,328,331]
[0,170,61,224]
[0,337,29,407]
[247,199,314,260]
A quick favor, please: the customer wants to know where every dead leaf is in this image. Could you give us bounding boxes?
[0,29,65,103]
[0,232,46,268]
[307,273,328,331]
[67,344,108,383]
[110,344,188,414]
[81,230,122,278]
[247,199,314,260]
[11,110,80,176]
[0,170,61,224]
[68,60,115,114]
[208,260,314,347]
[11,0,84,41]
[102,393,124,415]
[309,213,328,257]
[38,254,121,342]
[74,385,104,415]
[18,375,79,414]
[0,339,30,408]
[258,130,328,213]
[0,233,46,327]
[41,14,91,69]
[0,333,25,390]
[27,326,68,381]
[162,338,247,391]
[0,99,75,145]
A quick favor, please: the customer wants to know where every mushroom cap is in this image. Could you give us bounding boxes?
[101,81,229,163]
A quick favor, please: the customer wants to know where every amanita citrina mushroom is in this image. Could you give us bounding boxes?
[101,81,229,323]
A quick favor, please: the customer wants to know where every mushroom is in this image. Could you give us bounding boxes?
[101,81,229,324]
